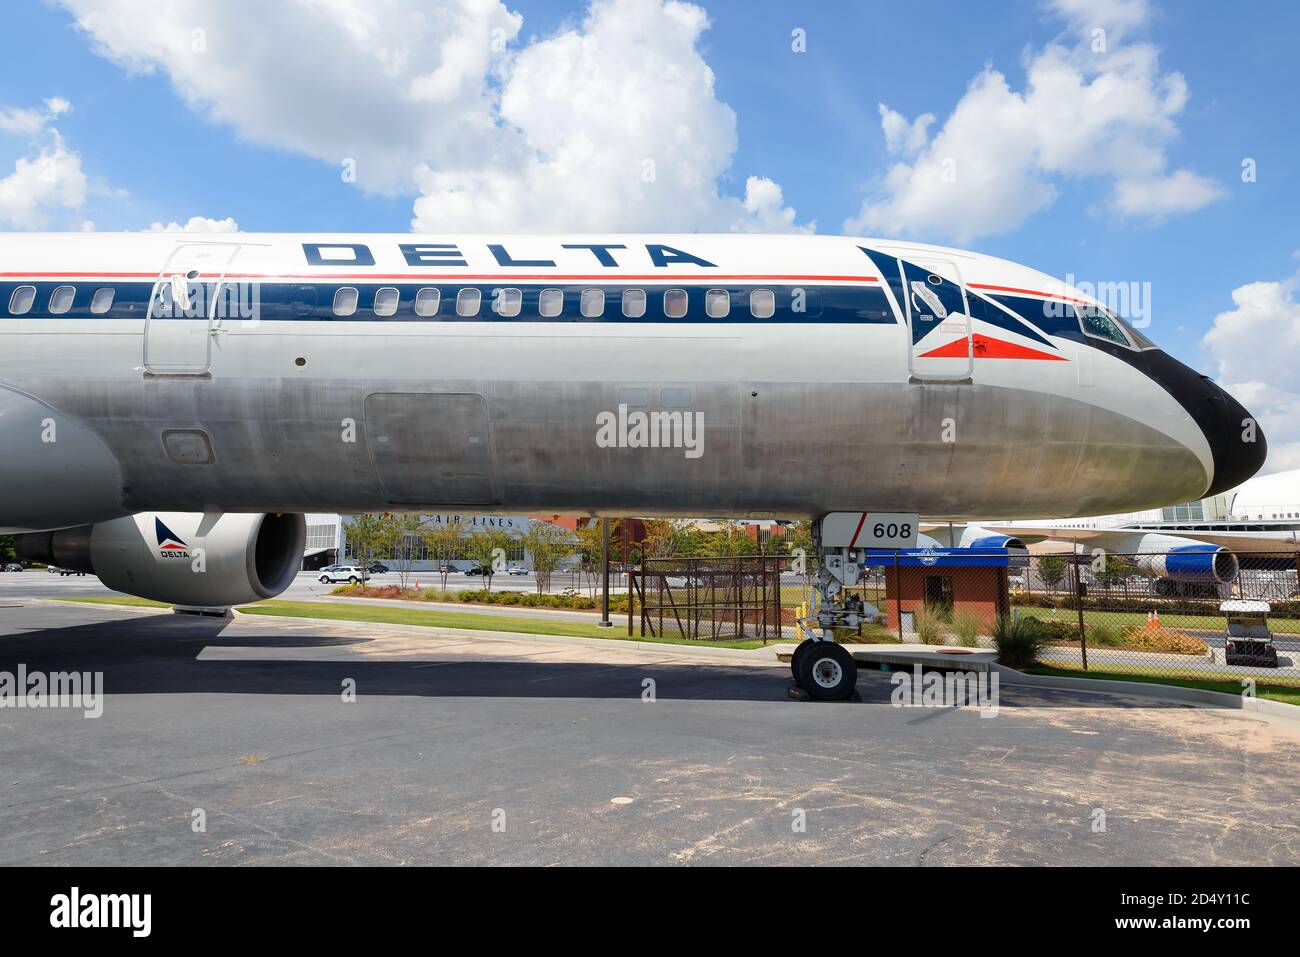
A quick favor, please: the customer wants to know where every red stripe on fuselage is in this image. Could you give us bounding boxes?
[968,282,1091,306]
[0,272,881,283]
[918,333,1068,361]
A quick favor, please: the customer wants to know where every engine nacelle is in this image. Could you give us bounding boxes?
[1117,533,1240,584]
[1132,545,1239,584]
[17,512,305,608]
[935,527,1024,564]
[924,525,1030,566]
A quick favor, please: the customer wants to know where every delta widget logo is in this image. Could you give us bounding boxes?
[155,517,191,559]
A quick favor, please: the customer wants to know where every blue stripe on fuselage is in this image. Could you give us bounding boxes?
[0,280,899,324]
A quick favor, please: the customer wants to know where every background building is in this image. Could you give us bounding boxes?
[302,513,534,571]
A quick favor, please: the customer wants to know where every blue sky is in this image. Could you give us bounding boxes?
[1,0,1298,466]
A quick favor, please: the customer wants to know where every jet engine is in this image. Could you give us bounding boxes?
[921,524,1030,565]
[16,512,305,609]
[1123,534,1240,585]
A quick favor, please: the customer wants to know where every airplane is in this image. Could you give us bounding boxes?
[924,467,1300,595]
[0,231,1267,698]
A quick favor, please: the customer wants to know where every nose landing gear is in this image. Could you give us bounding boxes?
[789,516,878,702]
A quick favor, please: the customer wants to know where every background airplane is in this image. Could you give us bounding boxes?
[923,467,1299,595]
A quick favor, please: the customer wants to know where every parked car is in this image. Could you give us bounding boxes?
[367,563,390,574]
[2,563,22,573]
[506,565,529,576]
[318,565,370,584]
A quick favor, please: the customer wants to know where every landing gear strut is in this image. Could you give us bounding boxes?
[790,516,878,701]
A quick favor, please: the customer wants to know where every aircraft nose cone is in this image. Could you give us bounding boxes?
[1201,380,1267,497]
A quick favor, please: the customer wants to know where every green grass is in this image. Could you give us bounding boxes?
[236,600,772,649]
[1017,605,1300,636]
[55,593,773,648]
[55,595,171,608]
[1025,665,1300,706]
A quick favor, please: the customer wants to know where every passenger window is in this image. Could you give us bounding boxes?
[49,285,75,314]
[456,288,481,317]
[580,288,605,318]
[538,288,563,318]
[90,287,114,315]
[414,287,440,317]
[332,287,359,317]
[705,289,730,319]
[663,288,688,319]
[1076,304,1131,347]
[494,287,522,317]
[373,287,399,317]
[750,288,775,319]
[622,288,646,318]
[9,285,36,315]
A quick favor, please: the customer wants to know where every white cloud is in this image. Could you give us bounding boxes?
[879,105,933,157]
[59,0,522,194]
[146,215,239,233]
[1111,168,1225,218]
[414,0,803,232]
[846,0,1223,242]
[1201,271,1300,474]
[0,99,89,229]
[59,0,805,233]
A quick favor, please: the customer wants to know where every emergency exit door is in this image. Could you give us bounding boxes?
[902,256,974,382]
[143,242,244,375]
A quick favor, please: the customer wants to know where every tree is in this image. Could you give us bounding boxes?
[464,527,515,591]
[782,520,814,574]
[1037,555,1067,593]
[573,521,605,596]
[390,514,428,590]
[640,519,688,561]
[0,534,15,564]
[522,521,572,593]
[705,521,758,557]
[423,522,467,589]
[345,514,398,575]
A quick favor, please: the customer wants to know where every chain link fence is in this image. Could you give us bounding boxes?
[628,549,1300,688]
[857,549,1300,687]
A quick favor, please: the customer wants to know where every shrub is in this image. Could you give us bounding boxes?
[1118,623,1209,656]
[993,615,1051,668]
[911,603,946,645]
[950,609,982,647]
[1022,617,1080,642]
[1087,623,1124,647]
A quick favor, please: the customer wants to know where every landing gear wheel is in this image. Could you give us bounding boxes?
[790,639,816,680]
[796,641,858,702]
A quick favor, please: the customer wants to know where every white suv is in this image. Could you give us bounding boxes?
[318,565,370,584]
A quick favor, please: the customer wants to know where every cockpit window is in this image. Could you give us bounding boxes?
[1075,304,1132,348]
[1114,313,1156,349]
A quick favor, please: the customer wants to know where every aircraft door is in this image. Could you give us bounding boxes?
[143,242,243,375]
[901,257,974,382]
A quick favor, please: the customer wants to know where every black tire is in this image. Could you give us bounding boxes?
[796,641,858,702]
[790,638,817,680]
[348,576,359,584]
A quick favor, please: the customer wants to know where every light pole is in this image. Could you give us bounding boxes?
[598,516,613,628]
